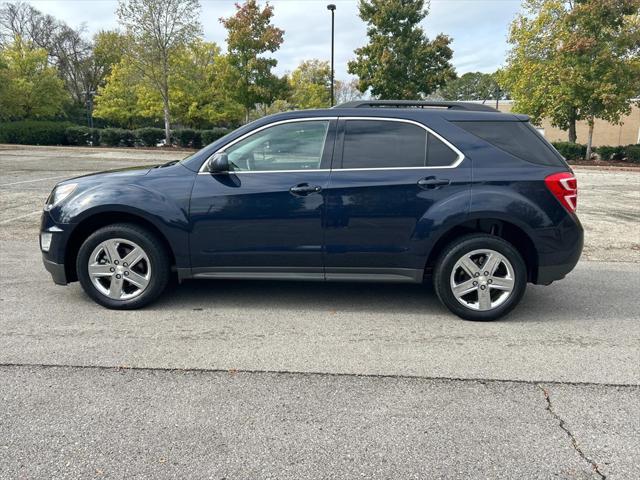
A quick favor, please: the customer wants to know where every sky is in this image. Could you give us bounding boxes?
[29,0,524,81]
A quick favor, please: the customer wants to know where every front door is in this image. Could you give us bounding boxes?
[324,118,471,282]
[189,118,336,279]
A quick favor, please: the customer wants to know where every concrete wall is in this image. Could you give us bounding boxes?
[495,101,640,146]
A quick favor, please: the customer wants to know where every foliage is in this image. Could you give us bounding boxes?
[100,127,135,147]
[440,72,501,102]
[0,120,71,145]
[174,128,201,148]
[0,36,69,120]
[201,127,231,145]
[220,0,284,120]
[116,0,202,143]
[595,145,625,162]
[65,126,100,146]
[135,127,165,147]
[551,142,587,161]
[623,144,640,163]
[288,60,331,109]
[334,78,364,105]
[348,0,455,99]
[500,0,640,156]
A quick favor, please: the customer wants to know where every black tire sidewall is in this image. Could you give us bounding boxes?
[76,223,170,309]
[434,234,527,321]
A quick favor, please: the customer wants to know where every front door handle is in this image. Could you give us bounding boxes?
[418,177,450,189]
[290,183,322,196]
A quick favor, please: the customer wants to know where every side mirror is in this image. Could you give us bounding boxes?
[207,153,229,173]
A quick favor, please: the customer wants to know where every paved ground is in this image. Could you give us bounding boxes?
[1,145,639,479]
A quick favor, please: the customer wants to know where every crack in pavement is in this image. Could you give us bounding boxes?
[538,384,606,480]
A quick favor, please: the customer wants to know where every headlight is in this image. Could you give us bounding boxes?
[45,183,77,210]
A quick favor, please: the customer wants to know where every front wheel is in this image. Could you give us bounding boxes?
[76,223,170,309]
[433,234,527,321]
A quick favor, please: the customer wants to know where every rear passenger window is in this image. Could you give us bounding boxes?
[341,120,460,169]
[453,121,566,166]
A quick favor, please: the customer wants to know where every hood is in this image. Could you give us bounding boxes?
[59,164,154,186]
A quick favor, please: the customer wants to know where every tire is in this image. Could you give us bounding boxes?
[76,223,171,309]
[433,234,527,321]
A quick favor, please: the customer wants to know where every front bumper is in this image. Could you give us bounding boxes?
[43,255,68,285]
[40,211,73,285]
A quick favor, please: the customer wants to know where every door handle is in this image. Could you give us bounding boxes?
[418,177,450,189]
[290,183,322,196]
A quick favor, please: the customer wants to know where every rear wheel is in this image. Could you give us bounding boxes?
[76,223,170,309]
[433,234,527,321]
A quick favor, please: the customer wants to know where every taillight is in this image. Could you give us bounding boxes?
[545,172,577,212]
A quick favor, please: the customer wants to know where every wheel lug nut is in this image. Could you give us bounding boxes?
[488,279,493,284]
[110,267,115,272]
[123,263,128,267]
[114,260,119,265]
[484,271,489,276]
[474,273,480,277]
[115,274,121,279]
[480,285,486,290]
[124,271,129,276]
[473,281,478,286]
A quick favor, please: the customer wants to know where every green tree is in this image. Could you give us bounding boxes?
[0,36,68,120]
[500,0,640,158]
[220,0,284,122]
[440,72,502,103]
[116,0,202,143]
[288,60,331,109]
[348,0,455,99]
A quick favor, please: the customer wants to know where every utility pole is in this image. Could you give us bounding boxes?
[327,4,336,106]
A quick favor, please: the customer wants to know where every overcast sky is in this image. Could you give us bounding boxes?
[28,0,523,80]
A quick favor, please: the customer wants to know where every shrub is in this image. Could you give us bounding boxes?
[0,120,72,145]
[135,127,165,147]
[65,126,100,146]
[552,142,587,161]
[623,144,640,163]
[174,128,202,148]
[100,128,135,147]
[201,127,231,145]
[595,145,625,161]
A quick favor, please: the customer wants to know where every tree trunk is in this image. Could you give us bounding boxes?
[585,118,594,161]
[245,107,250,124]
[163,97,171,146]
[568,118,577,143]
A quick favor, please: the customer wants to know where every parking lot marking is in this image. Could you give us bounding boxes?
[0,211,41,224]
[0,174,71,187]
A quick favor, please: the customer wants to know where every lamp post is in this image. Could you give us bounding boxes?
[327,4,336,106]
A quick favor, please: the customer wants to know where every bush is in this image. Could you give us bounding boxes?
[65,126,100,146]
[135,127,165,147]
[595,145,624,161]
[0,120,72,145]
[623,144,640,163]
[174,128,202,148]
[201,127,231,145]
[552,142,587,161]
[100,128,135,147]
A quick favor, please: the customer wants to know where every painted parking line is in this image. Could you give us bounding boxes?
[0,175,71,187]
[0,211,41,224]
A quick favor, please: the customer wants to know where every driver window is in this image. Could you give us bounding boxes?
[225,120,330,171]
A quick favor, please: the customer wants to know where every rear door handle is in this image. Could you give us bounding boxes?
[290,183,322,196]
[418,177,450,189]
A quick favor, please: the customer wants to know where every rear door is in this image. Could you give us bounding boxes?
[189,118,336,278]
[323,117,471,282]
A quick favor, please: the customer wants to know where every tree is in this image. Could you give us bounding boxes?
[500,0,640,157]
[116,0,202,143]
[0,35,68,120]
[440,72,502,103]
[348,0,455,99]
[288,60,331,109]
[335,78,364,104]
[220,0,284,122]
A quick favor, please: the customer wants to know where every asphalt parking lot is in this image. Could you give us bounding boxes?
[1,145,639,479]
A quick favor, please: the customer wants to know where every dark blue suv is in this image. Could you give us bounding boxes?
[41,101,583,320]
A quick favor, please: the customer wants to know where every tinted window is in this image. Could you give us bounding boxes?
[427,133,460,166]
[226,120,329,171]
[453,121,566,166]
[342,120,427,169]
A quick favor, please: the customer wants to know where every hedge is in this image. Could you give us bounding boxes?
[551,142,640,163]
[551,142,587,161]
[100,128,136,147]
[201,127,231,145]
[65,126,101,146]
[135,127,165,147]
[0,121,72,145]
[174,128,202,148]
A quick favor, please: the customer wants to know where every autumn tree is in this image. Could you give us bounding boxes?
[116,0,202,143]
[288,60,331,109]
[335,78,364,105]
[348,0,455,99]
[500,0,640,158]
[220,0,284,122]
[0,36,68,120]
[440,72,502,103]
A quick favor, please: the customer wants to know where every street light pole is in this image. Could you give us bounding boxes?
[327,4,336,106]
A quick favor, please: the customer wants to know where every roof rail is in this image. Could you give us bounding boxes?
[333,100,498,112]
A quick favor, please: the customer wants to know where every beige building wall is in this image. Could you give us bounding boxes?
[495,101,640,146]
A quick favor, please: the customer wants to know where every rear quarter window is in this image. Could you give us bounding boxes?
[453,120,567,167]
